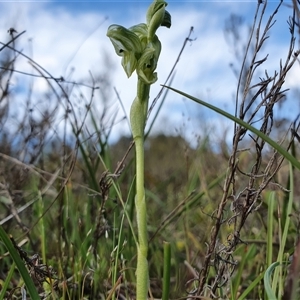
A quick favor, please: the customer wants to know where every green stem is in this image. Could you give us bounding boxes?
[131,78,150,299]
[135,137,147,249]
[135,136,149,299]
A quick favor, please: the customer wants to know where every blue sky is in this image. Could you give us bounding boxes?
[0,1,298,145]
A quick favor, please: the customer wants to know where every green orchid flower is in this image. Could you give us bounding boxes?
[137,38,161,85]
[107,0,170,80]
[106,24,143,77]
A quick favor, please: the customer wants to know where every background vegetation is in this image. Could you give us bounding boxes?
[1,1,300,299]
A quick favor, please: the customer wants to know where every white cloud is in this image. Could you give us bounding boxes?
[0,1,298,144]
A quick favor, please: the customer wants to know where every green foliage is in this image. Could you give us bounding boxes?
[0,226,40,299]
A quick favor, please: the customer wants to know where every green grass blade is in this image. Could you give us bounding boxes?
[231,244,256,299]
[78,140,100,192]
[264,261,280,300]
[272,162,294,296]
[145,74,174,139]
[111,207,126,300]
[0,261,16,299]
[267,192,276,268]
[164,86,300,170]
[173,172,225,224]
[162,241,171,300]
[238,270,264,300]
[0,226,40,299]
